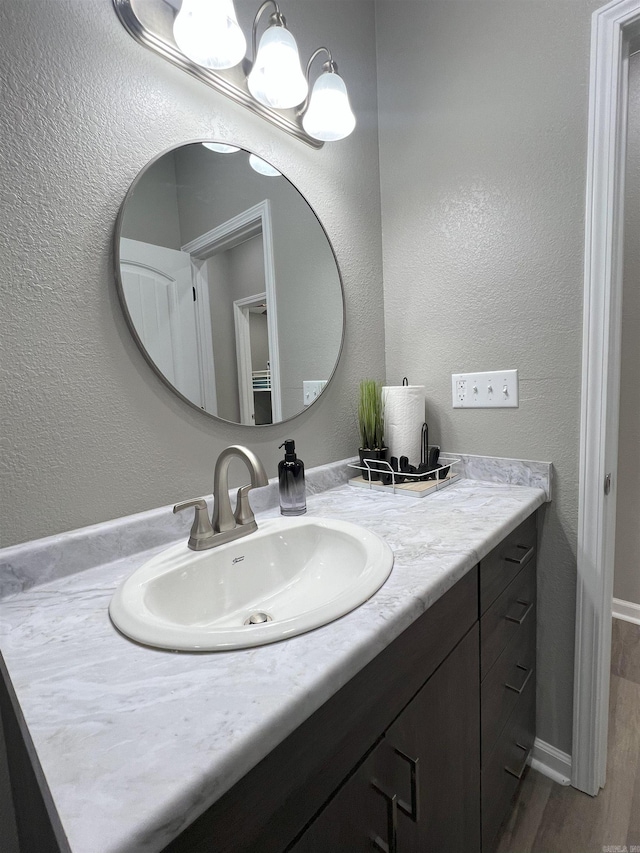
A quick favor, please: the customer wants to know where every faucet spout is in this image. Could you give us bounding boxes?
[174,445,268,551]
[211,445,268,535]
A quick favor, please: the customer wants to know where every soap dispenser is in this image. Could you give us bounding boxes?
[278,440,307,516]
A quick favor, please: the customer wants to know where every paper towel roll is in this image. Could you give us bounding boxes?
[382,385,425,464]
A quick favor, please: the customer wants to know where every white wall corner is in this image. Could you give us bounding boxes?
[612,598,640,625]
[529,738,572,786]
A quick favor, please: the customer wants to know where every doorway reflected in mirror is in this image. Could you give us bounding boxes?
[115,142,344,425]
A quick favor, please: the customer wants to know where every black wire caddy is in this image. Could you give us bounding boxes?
[348,450,462,499]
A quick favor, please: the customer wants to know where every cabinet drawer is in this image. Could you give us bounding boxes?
[481,609,535,761]
[479,513,536,615]
[480,559,536,680]
[481,675,535,853]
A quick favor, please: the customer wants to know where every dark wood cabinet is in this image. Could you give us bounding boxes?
[479,514,537,853]
[290,626,480,853]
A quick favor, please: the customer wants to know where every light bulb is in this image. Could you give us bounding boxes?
[249,154,281,176]
[202,142,241,153]
[173,0,246,70]
[302,70,356,141]
[247,25,308,109]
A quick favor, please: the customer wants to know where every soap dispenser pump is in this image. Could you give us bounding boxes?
[278,439,307,516]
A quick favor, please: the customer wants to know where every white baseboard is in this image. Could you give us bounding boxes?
[528,738,571,786]
[612,597,640,625]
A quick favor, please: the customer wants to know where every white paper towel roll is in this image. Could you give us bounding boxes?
[382,385,425,464]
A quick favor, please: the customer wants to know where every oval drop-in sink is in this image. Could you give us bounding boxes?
[109,516,394,651]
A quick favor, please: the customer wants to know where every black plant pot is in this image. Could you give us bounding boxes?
[359,448,389,482]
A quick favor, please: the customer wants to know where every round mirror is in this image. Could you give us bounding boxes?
[115,142,344,425]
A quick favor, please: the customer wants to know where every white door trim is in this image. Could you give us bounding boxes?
[191,260,218,416]
[182,199,282,422]
[233,293,267,426]
[574,0,640,796]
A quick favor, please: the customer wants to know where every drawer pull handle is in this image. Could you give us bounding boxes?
[504,545,534,566]
[504,743,531,780]
[505,599,533,625]
[371,780,398,853]
[505,664,533,694]
[394,748,420,822]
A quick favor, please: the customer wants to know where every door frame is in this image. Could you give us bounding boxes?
[573,0,640,795]
[182,199,282,422]
[233,293,271,425]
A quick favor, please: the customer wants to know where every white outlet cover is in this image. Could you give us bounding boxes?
[451,370,519,408]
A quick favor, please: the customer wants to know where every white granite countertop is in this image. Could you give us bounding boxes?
[0,475,546,853]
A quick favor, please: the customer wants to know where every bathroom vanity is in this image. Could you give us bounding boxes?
[162,512,537,853]
[0,464,546,853]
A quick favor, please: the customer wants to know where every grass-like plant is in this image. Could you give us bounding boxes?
[358,379,385,450]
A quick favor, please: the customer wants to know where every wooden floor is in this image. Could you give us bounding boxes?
[496,618,640,853]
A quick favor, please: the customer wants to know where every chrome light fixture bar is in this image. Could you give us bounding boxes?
[113,0,355,148]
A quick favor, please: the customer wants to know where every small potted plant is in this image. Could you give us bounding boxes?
[358,379,387,481]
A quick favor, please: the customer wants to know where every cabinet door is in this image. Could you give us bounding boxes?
[290,625,480,853]
[385,624,480,853]
[288,739,400,852]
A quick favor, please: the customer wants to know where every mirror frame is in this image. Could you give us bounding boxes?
[113,141,346,427]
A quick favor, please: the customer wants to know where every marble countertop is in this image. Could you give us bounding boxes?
[0,475,546,853]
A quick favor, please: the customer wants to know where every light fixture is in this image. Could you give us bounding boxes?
[113,0,356,147]
[302,49,356,142]
[249,153,281,176]
[247,2,308,109]
[202,142,241,153]
[173,0,246,70]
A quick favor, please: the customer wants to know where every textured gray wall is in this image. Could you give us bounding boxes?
[376,0,601,755]
[614,52,640,607]
[0,0,384,548]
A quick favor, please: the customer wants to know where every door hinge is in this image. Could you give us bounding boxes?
[604,473,612,495]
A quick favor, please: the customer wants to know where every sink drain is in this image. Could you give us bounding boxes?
[244,611,273,625]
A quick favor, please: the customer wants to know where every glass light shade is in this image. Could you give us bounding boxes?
[249,154,281,176]
[247,25,308,109]
[173,0,246,70]
[202,142,241,153]
[302,71,356,142]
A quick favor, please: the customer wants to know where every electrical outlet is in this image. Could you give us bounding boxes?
[451,370,519,408]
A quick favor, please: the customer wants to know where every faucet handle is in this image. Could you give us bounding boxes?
[234,484,257,527]
[173,498,214,548]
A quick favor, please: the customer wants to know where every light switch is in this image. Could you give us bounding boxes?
[303,380,327,406]
[451,370,519,408]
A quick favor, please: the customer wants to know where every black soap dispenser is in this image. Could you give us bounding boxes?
[278,440,307,516]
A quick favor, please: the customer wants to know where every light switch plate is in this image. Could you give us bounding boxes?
[451,369,519,408]
[303,380,327,406]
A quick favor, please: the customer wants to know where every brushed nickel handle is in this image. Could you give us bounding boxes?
[504,743,531,780]
[173,498,214,547]
[371,780,398,853]
[505,664,533,695]
[504,544,534,566]
[394,748,420,822]
[505,599,533,625]
[233,484,255,526]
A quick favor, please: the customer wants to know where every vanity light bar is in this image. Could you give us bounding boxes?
[112,0,355,147]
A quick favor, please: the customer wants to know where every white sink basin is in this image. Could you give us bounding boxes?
[109,516,394,651]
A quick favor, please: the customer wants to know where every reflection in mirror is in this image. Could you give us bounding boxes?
[115,143,344,425]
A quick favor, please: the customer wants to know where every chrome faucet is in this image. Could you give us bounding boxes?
[173,445,269,551]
